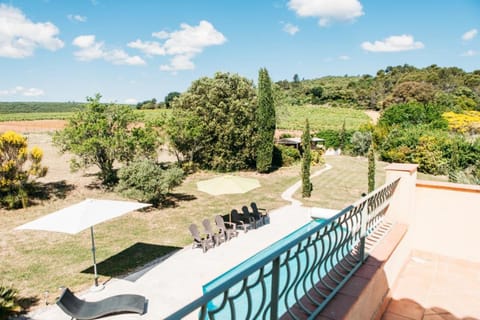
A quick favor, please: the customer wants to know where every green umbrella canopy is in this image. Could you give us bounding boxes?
[197,175,261,196]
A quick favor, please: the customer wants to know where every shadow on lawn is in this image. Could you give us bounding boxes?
[162,192,197,208]
[28,180,76,201]
[81,242,181,278]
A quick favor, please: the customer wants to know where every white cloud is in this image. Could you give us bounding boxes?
[0,86,44,97]
[288,0,364,27]
[0,4,64,58]
[67,14,87,22]
[130,20,226,72]
[461,50,477,57]
[127,39,166,55]
[462,28,477,41]
[72,35,146,65]
[162,20,226,55]
[361,35,424,52]
[160,54,195,72]
[338,55,350,60]
[283,23,300,35]
[152,31,169,39]
[72,35,96,48]
[105,49,146,65]
[124,98,138,104]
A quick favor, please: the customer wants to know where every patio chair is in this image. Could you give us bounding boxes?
[202,218,226,246]
[251,202,270,224]
[241,205,263,229]
[230,209,250,233]
[56,287,146,320]
[215,215,239,241]
[189,223,215,253]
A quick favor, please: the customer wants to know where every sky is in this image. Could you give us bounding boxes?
[0,0,479,103]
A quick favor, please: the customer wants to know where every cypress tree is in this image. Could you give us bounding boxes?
[339,119,346,151]
[302,118,312,198]
[368,144,376,193]
[256,68,276,173]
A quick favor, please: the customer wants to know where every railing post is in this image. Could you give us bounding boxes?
[359,200,368,262]
[270,257,280,320]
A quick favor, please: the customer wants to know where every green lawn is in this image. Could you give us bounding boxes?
[1,154,447,310]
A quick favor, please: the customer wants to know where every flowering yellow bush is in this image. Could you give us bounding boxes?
[443,111,480,134]
[0,130,47,208]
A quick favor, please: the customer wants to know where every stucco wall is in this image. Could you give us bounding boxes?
[412,181,480,262]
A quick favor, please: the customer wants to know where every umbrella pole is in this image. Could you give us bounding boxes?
[90,226,99,287]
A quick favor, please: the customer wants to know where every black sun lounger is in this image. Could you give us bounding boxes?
[56,288,146,320]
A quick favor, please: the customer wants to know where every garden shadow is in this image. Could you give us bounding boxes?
[28,180,75,201]
[81,242,181,279]
[161,192,197,208]
[16,295,40,316]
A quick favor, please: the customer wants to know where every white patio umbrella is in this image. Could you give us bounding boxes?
[16,199,151,289]
[197,175,260,196]
[197,175,261,221]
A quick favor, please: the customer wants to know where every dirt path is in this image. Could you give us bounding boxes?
[0,120,66,133]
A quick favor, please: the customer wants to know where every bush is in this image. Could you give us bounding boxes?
[0,285,21,318]
[413,135,448,175]
[378,103,448,129]
[310,149,325,165]
[0,131,47,209]
[350,131,372,156]
[315,129,354,149]
[116,159,184,206]
[272,145,301,167]
[449,166,480,185]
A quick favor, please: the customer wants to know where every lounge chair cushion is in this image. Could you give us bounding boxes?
[56,288,146,320]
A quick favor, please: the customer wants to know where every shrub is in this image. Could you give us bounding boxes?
[378,103,448,129]
[443,111,480,135]
[310,149,325,166]
[116,159,184,206]
[272,145,301,167]
[350,131,372,156]
[0,131,47,209]
[449,165,480,185]
[279,133,293,139]
[315,129,354,149]
[0,285,21,318]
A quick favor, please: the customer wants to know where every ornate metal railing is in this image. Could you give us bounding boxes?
[166,178,400,320]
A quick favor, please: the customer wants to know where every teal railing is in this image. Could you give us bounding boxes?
[166,178,400,320]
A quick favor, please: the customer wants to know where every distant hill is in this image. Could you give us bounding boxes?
[276,64,480,111]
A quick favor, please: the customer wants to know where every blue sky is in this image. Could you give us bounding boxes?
[0,0,479,103]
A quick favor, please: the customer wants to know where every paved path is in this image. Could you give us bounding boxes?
[28,165,335,320]
[281,164,332,206]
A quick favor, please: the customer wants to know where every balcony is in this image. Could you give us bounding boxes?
[167,163,480,319]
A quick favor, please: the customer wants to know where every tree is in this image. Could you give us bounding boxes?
[368,145,375,193]
[301,119,312,198]
[293,74,300,83]
[166,72,257,171]
[256,68,276,173]
[116,159,184,206]
[386,81,436,106]
[0,131,47,208]
[164,91,181,108]
[351,131,372,156]
[339,119,347,150]
[53,94,159,186]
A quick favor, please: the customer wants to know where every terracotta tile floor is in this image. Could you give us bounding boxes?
[382,251,480,320]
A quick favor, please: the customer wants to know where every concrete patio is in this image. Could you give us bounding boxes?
[28,204,320,319]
